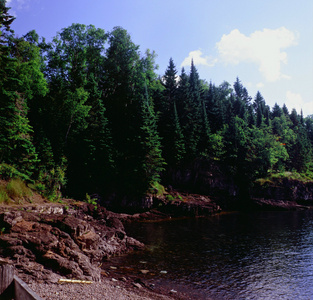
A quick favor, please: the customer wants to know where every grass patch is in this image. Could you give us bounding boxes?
[6,178,32,200]
[256,171,313,186]
[0,186,9,204]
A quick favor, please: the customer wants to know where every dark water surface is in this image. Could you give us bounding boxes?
[104,210,313,299]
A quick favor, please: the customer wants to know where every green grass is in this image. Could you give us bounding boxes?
[256,170,313,186]
[6,178,32,200]
[0,186,9,204]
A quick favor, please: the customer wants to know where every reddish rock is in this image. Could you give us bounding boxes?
[0,202,144,283]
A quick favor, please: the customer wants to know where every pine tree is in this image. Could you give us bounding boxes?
[290,108,299,128]
[139,82,165,189]
[282,104,289,115]
[172,101,186,165]
[104,27,165,196]
[182,60,201,158]
[157,58,187,166]
[254,91,266,127]
[272,103,282,118]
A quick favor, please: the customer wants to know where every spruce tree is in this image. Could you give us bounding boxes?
[182,60,201,158]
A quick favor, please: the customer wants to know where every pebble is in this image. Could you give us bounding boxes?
[132,282,142,289]
[29,279,171,300]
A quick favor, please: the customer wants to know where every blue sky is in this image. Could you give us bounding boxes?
[7,0,313,116]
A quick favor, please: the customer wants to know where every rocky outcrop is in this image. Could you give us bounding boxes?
[0,202,144,284]
[250,178,313,210]
[155,192,222,217]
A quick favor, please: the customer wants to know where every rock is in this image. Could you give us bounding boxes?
[0,211,23,230]
[132,282,142,289]
[0,202,144,284]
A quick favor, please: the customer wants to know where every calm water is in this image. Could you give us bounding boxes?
[104,210,313,299]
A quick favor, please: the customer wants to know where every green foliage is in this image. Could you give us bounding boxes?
[85,193,97,210]
[36,160,67,201]
[256,170,313,185]
[0,163,31,182]
[149,181,166,197]
[0,186,9,203]
[166,194,175,201]
[1,14,312,207]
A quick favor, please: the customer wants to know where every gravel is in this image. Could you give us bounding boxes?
[29,278,175,300]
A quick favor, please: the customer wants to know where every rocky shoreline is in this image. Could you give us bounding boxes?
[0,195,219,299]
[0,186,311,299]
[0,201,146,283]
[28,277,179,300]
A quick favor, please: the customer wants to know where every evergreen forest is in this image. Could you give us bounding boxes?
[1,3,313,207]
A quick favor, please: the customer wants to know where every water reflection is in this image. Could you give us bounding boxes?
[106,210,313,299]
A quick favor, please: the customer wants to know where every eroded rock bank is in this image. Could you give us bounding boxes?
[0,201,144,284]
[250,178,313,210]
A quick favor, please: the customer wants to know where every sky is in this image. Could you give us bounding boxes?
[6,0,313,116]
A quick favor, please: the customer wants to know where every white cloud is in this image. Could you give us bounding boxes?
[285,91,313,116]
[256,82,264,88]
[216,27,298,82]
[6,0,28,10]
[181,50,217,68]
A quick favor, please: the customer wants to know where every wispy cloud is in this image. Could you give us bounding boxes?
[181,50,217,68]
[256,82,264,88]
[6,0,29,14]
[285,91,312,116]
[216,27,298,82]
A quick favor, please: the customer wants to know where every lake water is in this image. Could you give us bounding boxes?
[104,210,313,299]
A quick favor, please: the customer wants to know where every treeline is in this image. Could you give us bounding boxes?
[1,4,313,202]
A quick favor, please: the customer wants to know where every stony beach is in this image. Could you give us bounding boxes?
[29,277,179,300]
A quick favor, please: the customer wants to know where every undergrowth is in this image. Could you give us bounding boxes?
[6,178,32,200]
[0,186,9,204]
[256,170,313,186]
[0,178,32,204]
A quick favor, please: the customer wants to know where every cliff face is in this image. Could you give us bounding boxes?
[165,160,238,207]
[250,179,313,209]
[166,160,313,210]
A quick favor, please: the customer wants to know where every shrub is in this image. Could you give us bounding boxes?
[149,181,166,197]
[85,193,97,210]
[0,163,31,182]
[166,194,174,201]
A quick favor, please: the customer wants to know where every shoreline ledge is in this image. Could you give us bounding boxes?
[0,199,202,299]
